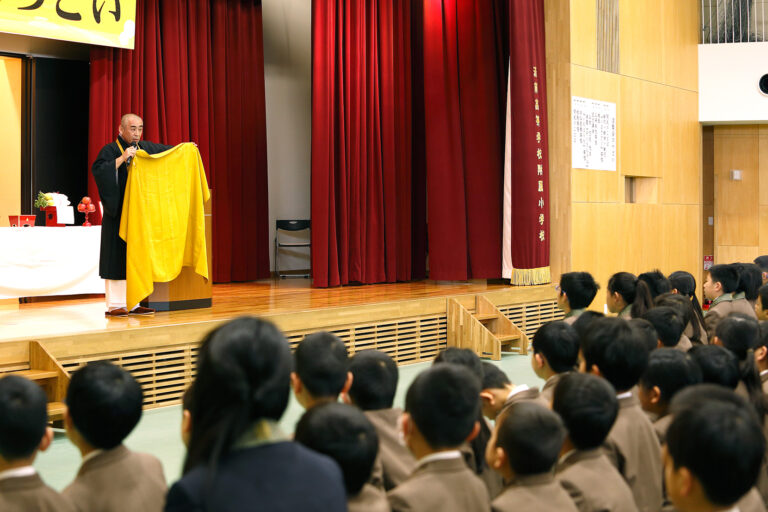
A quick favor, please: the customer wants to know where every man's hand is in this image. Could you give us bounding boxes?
[116,146,138,168]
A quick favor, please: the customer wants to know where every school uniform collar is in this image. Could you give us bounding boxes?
[760,369,768,382]
[0,466,35,481]
[416,450,462,469]
[616,391,639,408]
[509,471,556,487]
[235,419,287,450]
[557,448,602,469]
[564,308,585,319]
[542,373,563,392]
[618,305,632,318]
[710,293,733,307]
[78,445,129,476]
[507,384,531,400]
[733,292,746,300]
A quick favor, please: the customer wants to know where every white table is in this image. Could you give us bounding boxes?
[0,227,104,299]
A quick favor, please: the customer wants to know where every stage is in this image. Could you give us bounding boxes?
[0,279,561,410]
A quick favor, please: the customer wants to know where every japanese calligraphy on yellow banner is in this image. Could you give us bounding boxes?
[0,1,137,49]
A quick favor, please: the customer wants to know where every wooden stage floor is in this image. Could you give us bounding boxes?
[0,279,517,343]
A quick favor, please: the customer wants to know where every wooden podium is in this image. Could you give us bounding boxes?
[141,197,213,311]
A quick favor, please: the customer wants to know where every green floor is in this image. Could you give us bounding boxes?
[36,352,544,491]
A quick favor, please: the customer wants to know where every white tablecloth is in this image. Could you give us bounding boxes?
[0,227,104,299]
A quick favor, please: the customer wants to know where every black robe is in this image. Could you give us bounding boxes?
[92,135,173,280]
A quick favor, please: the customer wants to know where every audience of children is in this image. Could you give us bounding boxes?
[8,263,768,512]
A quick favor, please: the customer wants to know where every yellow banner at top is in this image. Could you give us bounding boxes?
[0,0,137,49]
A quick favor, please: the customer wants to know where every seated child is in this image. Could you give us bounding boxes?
[480,362,546,421]
[668,271,708,345]
[63,361,166,512]
[0,375,74,512]
[552,373,638,512]
[757,284,768,321]
[655,292,705,346]
[642,306,690,352]
[629,318,661,353]
[702,264,739,339]
[387,365,490,512]
[486,402,578,512]
[638,349,702,444]
[530,321,579,403]
[295,403,389,512]
[346,350,416,490]
[687,344,740,389]
[580,317,663,512]
[637,270,672,300]
[557,272,600,325]
[292,331,352,409]
[606,272,653,319]
[665,385,765,512]
[732,263,761,315]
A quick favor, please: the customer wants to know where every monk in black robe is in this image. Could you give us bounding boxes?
[92,113,173,317]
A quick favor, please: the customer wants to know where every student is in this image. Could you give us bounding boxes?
[552,373,638,512]
[580,317,662,512]
[480,362,546,420]
[733,263,761,317]
[292,331,352,409]
[668,271,708,345]
[642,307,690,352]
[571,311,605,342]
[687,345,740,389]
[702,264,739,339]
[655,292,704,345]
[606,272,653,319]
[758,322,768,394]
[530,321,579,403]
[637,270,672,300]
[295,403,389,512]
[756,284,768,321]
[387,365,490,512]
[63,361,166,512]
[629,318,661,353]
[486,402,579,512]
[664,385,765,512]
[637,349,702,443]
[755,255,768,285]
[346,350,416,490]
[557,272,600,325]
[0,376,74,512]
[166,317,347,511]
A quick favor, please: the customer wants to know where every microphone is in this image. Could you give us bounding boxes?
[125,142,138,166]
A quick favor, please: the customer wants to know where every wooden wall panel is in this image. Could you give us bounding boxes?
[661,88,701,205]
[716,246,759,265]
[619,76,664,177]
[570,0,597,68]
[661,0,699,91]
[760,126,768,205]
[760,206,768,255]
[618,0,664,83]
[661,204,702,274]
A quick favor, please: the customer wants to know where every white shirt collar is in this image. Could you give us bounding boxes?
[0,466,35,481]
[417,450,462,468]
[507,384,530,400]
[760,370,768,377]
[81,449,104,465]
[616,391,633,400]
[558,449,577,466]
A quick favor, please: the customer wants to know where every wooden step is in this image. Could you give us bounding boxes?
[474,313,498,322]
[496,333,521,344]
[11,369,59,381]
[47,402,66,421]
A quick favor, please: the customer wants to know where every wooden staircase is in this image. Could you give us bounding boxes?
[1,342,70,422]
[447,295,529,360]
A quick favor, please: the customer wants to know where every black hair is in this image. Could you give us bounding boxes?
[551,372,618,450]
[405,364,480,449]
[559,272,600,310]
[571,311,605,341]
[734,263,763,301]
[481,362,511,389]
[531,321,580,373]
[688,345,740,389]
[183,317,292,475]
[708,264,739,294]
[759,284,768,312]
[642,307,685,348]
[754,256,768,273]
[655,292,702,344]
[580,317,649,392]
[348,350,398,411]
[628,318,660,353]
[639,349,702,404]
[608,272,653,318]
[668,271,707,337]
[759,321,768,350]
[433,348,488,473]
[667,385,765,506]
[715,314,766,422]
[0,375,48,460]
[295,403,379,496]
[66,361,143,450]
[295,331,349,399]
[637,270,672,299]
[495,402,565,475]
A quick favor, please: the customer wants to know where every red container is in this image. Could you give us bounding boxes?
[8,215,36,227]
[42,206,65,227]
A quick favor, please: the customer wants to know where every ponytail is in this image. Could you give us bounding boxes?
[669,271,706,335]
[631,280,654,319]
[608,272,653,317]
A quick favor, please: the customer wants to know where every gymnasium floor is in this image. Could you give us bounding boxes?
[35,352,543,491]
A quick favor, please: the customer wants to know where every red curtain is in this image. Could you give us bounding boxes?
[311,0,415,287]
[507,0,551,284]
[87,0,270,283]
[421,0,508,280]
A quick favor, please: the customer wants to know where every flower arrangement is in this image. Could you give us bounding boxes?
[34,192,55,209]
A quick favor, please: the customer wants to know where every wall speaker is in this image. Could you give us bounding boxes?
[760,74,768,95]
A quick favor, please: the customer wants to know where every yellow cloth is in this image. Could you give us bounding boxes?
[119,143,210,310]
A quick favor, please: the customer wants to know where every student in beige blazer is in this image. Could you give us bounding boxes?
[529,321,580,405]
[606,272,654,321]
[487,402,578,512]
[642,307,688,354]
[0,375,75,512]
[480,362,547,421]
[345,350,416,490]
[733,263,761,319]
[668,270,709,346]
[557,272,600,326]
[63,362,166,512]
[580,318,663,512]
[294,403,389,512]
[388,365,490,512]
[552,373,639,512]
[702,264,739,339]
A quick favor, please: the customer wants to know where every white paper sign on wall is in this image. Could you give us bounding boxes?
[571,96,616,171]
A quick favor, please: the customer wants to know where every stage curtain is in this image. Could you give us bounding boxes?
[421,0,507,280]
[311,0,415,287]
[87,0,269,283]
[504,0,551,284]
